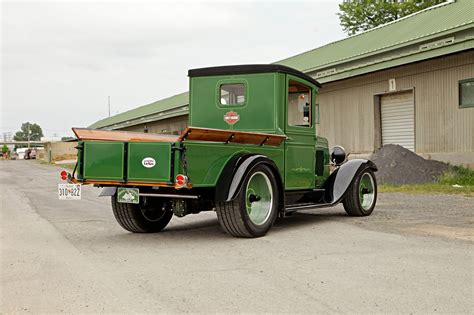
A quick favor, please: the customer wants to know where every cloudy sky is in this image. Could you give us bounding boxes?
[1,0,345,138]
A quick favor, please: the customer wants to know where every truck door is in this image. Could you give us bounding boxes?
[284,76,316,190]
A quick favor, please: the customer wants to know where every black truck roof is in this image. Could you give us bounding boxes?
[188,64,322,88]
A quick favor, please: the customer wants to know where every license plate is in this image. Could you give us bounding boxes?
[58,184,81,200]
[117,187,139,204]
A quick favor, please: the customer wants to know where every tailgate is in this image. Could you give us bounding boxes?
[81,141,172,182]
[127,142,171,182]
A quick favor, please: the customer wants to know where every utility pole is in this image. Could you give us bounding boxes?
[27,123,31,149]
[108,96,111,117]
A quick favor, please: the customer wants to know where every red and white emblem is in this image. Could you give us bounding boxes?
[224,111,240,125]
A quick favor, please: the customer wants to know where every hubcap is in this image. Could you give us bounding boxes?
[140,197,167,222]
[245,172,273,226]
[359,173,375,211]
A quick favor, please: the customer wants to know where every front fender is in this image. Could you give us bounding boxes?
[323,159,377,204]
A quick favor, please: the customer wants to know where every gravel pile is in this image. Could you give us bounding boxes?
[370,144,450,185]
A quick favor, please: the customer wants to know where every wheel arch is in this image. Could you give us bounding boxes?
[323,159,377,205]
[215,154,284,208]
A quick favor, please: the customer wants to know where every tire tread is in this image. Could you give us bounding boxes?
[342,169,377,217]
[216,164,278,238]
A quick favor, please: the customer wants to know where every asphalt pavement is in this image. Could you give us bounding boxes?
[1,160,472,313]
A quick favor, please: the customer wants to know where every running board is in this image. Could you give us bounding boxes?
[284,188,327,209]
[284,202,333,212]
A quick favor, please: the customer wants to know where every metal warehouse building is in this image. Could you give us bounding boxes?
[90,0,474,167]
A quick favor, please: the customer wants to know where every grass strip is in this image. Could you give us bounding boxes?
[380,166,474,196]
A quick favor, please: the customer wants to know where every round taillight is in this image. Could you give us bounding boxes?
[175,174,187,188]
[60,170,68,181]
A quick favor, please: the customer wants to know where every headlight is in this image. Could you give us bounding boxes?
[330,145,346,165]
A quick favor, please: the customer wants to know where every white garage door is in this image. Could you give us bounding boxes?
[381,91,415,151]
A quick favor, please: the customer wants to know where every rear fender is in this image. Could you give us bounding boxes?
[214,153,253,202]
[323,159,377,204]
[215,154,283,204]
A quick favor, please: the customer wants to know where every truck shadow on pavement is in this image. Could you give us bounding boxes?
[106,209,351,242]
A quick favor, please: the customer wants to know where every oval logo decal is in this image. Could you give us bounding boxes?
[142,157,156,168]
[224,111,240,125]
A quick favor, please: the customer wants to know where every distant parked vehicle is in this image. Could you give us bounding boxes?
[25,148,37,159]
[16,148,27,160]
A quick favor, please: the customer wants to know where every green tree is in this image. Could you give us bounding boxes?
[2,144,9,154]
[13,122,44,141]
[338,0,446,36]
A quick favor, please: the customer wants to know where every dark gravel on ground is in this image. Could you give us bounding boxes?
[293,192,473,242]
[370,144,450,185]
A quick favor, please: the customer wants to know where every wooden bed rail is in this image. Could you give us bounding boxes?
[72,128,180,142]
[72,127,286,147]
[178,127,286,146]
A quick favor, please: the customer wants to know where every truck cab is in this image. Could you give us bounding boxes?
[188,65,326,190]
[69,64,378,238]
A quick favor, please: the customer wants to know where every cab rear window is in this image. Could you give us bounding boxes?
[220,84,245,106]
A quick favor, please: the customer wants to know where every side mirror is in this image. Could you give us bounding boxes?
[330,145,347,165]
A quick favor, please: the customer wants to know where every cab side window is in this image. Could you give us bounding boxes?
[288,80,311,127]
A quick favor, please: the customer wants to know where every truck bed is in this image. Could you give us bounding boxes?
[71,127,287,188]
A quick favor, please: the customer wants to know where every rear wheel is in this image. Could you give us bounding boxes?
[342,168,377,216]
[216,164,279,238]
[111,195,173,233]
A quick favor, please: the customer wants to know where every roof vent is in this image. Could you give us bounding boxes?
[419,37,455,51]
[315,68,337,78]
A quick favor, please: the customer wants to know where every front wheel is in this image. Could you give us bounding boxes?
[111,195,173,233]
[216,164,279,238]
[342,168,377,216]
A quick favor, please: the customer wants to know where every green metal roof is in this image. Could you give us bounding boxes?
[90,0,473,129]
[277,0,473,75]
[89,92,189,129]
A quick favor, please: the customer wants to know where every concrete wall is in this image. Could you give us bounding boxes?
[314,51,474,167]
[43,142,77,163]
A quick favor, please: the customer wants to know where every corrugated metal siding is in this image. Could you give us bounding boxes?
[120,115,189,135]
[381,92,415,151]
[317,50,474,154]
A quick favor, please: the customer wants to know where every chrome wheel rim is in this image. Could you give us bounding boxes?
[359,173,375,211]
[245,172,273,225]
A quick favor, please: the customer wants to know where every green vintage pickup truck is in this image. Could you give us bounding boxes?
[66,65,377,238]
